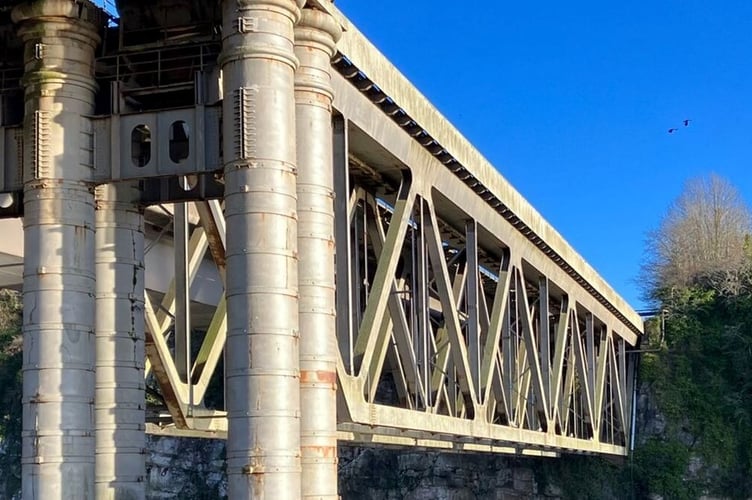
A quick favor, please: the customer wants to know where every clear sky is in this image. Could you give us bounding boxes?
[335,0,752,311]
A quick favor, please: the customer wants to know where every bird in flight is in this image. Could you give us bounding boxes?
[668,128,679,134]
[683,119,692,127]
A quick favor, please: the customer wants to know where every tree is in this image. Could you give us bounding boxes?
[643,174,752,299]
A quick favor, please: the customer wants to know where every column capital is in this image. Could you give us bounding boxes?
[295,8,342,56]
[294,7,341,103]
[219,0,304,71]
[13,0,102,97]
[12,0,104,38]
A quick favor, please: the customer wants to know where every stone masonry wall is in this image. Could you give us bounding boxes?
[145,436,559,500]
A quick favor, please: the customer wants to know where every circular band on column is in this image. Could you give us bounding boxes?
[235,0,304,23]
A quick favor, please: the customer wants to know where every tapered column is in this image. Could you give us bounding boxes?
[220,0,305,498]
[294,8,342,499]
[13,1,102,498]
[95,182,146,499]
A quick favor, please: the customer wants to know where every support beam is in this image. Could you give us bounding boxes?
[333,116,354,374]
[295,7,342,499]
[539,277,551,418]
[465,219,481,403]
[220,0,305,498]
[174,202,192,403]
[95,182,146,499]
[13,2,103,497]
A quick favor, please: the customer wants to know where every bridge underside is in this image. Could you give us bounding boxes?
[0,0,643,496]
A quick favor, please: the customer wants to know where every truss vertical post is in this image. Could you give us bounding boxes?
[465,219,481,404]
[13,2,102,497]
[94,182,146,499]
[416,202,429,408]
[174,202,191,389]
[220,0,305,498]
[586,312,596,408]
[503,269,516,420]
[295,7,342,499]
[333,115,353,372]
[539,277,551,420]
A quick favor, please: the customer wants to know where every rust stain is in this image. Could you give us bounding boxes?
[251,473,264,500]
[244,458,266,500]
[300,369,336,385]
[74,224,87,244]
[301,445,336,459]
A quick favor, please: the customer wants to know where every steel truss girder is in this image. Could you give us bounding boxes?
[332,191,633,455]
[328,76,639,456]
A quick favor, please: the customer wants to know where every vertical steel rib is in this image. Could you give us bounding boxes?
[332,117,353,374]
[294,7,342,499]
[174,202,191,388]
[220,0,305,498]
[13,2,102,498]
[95,182,146,499]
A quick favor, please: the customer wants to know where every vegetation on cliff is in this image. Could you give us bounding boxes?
[537,174,752,499]
[635,174,752,499]
[0,289,22,498]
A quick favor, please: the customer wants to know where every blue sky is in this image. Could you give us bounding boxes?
[336,0,752,310]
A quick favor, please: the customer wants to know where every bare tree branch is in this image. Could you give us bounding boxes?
[642,174,752,299]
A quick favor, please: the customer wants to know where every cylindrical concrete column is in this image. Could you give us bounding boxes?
[294,8,342,499]
[219,0,305,498]
[12,1,102,498]
[95,182,146,499]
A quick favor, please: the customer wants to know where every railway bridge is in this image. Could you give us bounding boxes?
[0,0,643,498]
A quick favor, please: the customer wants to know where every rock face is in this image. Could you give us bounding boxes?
[146,436,227,499]
[338,447,541,500]
[144,437,555,499]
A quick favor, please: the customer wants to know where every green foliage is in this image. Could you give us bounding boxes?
[533,455,635,500]
[633,438,694,499]
[0,289,22,498]
[637,282,752,498]
[547,279,752,499]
